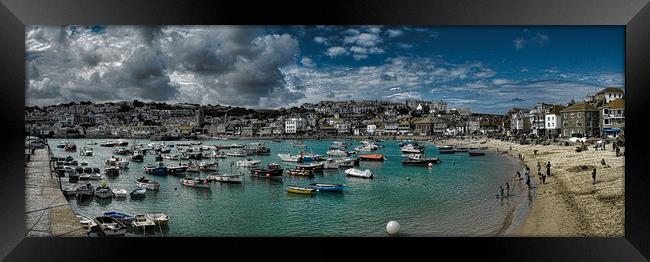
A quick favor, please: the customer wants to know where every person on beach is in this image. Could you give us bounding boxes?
[601,159,606,166]
[537,161,541,173]
[616,146,621,157]
[541,172,546,184]
[516,170,522,180]
[509,145,512,152]
[499,185,504,197]
[506,182,510,196]
[526,174,531,190]
[592,169,597,185]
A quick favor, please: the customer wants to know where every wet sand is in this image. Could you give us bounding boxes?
[437,138,624,237]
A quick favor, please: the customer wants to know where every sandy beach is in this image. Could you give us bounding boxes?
[438,137,624,237]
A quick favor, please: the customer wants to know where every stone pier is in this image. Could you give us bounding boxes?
[25,147,86,237]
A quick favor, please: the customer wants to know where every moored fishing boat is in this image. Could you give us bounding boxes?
[438,149,455,154]
[131,214,156,228]
[145,212,169,226]
[80,173,102,180]
[181,177,211,188]
[136,177,161,190]
[436,145,453,150]
[129,151,144,162]
[286,168,314,177]
[76,213,97,232]
[278,153,301,162]
[95,181,114,199]
[64,143,77,152]
[321,158,340,169]
[143,163,167,176]
[113,189,128,199]
[250,163,284,178]
[336,157,360,167]
[130,188,146,198]
[104,166,120,177]
[100,140,117,147]
[287,185,316,195]
[345,168,373,178]
[295,162,324,173]
[75,183,94,200]
[199,161,218,172]
[79,147,93,156]
[95,216,127,236]
[327,149,349,156]
[237,158,262,167]
[308,183,346,192]
[112,148,132,155]
[402,155,440,166]
[455,147,469,153]
[207,172,243,183]
[103,211,135,224]
[358,154,385,161]
[118,159,129,169]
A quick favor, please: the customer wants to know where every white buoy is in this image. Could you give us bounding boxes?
[386,221,400,235]
[428,163,433,167]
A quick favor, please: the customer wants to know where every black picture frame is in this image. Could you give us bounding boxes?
[2,0,649,260]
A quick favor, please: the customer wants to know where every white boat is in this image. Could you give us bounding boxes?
[237,159,262,167]
[117,160,129,169]
[76,213,97,232]
[327,149,349,156]
[113,189,128,199]
[345,168,373,178]
[278,153,301,162]
[181,177,211,188]
[80,147,93,156]
[207,172,243,184]
[322,159,340,169]
[401,144,424,153]
[79,173,103,180]
[131,214,156,228]
[199,162,218,172]
[80,161,88,166]
[95,182,114,199]
[136,177,160,190]
[227,151,247,157]
[145,212,169,226]
[95,216,127,236]
[336,158,359,167]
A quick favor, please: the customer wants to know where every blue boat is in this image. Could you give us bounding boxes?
[308,183,346,192]
[104,211,135,223]
[143,164,167,176]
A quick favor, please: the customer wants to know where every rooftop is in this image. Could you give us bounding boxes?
[603,99,625,109]
[560,102,598,112]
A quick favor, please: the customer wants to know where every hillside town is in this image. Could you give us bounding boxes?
[25,87,624,141]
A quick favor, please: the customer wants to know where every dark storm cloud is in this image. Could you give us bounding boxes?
[26,26,303,108]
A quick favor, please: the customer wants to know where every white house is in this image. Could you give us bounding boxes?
[366,124,377,135]
[284,118,306,134]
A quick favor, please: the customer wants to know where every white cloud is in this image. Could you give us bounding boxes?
[325,46,348,58]
[301,57,315,67]
[313,36,329,45]
[386,29,403,37]
[344,32,382,47]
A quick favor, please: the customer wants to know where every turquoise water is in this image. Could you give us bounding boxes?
[49,139,523,236]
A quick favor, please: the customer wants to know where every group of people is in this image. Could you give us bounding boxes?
[498,156,553,199]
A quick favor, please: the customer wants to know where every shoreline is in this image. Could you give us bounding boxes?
[443,138,624,237]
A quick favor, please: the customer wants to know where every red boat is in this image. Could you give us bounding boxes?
[469,151,486,156]
[358,154,385,161]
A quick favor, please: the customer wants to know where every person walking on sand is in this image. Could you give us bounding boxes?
[616,145,621,157]
[506,182,510,196]
[541,172,546,184]
[546,161,552,177]
[537,161,541,173]
[592,168,597,185]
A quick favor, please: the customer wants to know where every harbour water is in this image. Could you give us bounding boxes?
[49,139,525,236]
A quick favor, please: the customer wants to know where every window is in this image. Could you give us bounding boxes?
[576,120,582,127]
[604,109,609,115]
[563,122,568,127]
[577,112,581,118]
[564,113,567,118]
[571,113,575,118]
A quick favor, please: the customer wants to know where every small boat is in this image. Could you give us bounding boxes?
[336,157,360,167]
[104,166,120,177]
[103,211,134,224]
[64,143,77,152]
[129,152,144,162]
[75,183,95,199]
[287,185,316,195]
[291,141,307,148]
[278,153,301,162]
[227,151,247,157]
[295,162,324,172]
[100,141,117,147]
[76,213,97,232]
[116,139,129,147]
[136,177,161,190]
[181,177,211,188]
[358,154,385,161]
[113,189,128,199]
[118,159,129,169]
[130,188,147,198]
[145,212,169,226]
[309,183,346,192]
[86,141,98,145]
[437,145,453,150]
[92,167,101,173]
[345,168,373,178]
[113,149,132,155]
[402,156,440,166]
[75,166,84,174]
[229,143,245,148]
[131,214,156,228]
[80,147,93,156]
[56,141,67,148]
[143,163,167,176]
[237,158,262,167]
[80,161,88,166]
[164,154,179,160]
[95,216,127,236]
[469,151,486,156]
[62,187,76,197]
[286,168,314,177]
[401,144,424,154]
[454,148,469,153]
[250,163,284,178]
[322,159,340,169]
[199,162,218,172]
[327,149,349,156]
[95,181,114,199]
[271,138,282,143]
[167,165,188,176]
[207,172,243,184]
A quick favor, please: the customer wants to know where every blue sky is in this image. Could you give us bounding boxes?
[26,26,624,114]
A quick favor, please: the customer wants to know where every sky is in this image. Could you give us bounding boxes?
[25,25,624,114]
